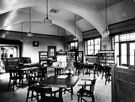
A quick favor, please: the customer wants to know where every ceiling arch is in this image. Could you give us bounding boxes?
[0,0,106,37]
[0,9,82,41]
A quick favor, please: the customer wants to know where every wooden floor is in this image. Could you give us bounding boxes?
[0,69,111,102]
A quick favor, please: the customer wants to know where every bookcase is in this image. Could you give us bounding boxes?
[39,51,48,66]
[67,51,76,62]
[98,50,114,66]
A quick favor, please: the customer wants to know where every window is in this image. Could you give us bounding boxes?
[114,32,135,66]
[86,38,100,55]
[68,41,78,51]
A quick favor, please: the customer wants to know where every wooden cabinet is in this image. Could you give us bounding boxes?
[112,66,135,102]
[39,51,48,66]
[98,50,114,66]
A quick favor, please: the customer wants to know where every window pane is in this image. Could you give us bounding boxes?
[95,38,100,44]
[95,45,100,50]
[130,56,134,65]
[88,40,90,45]
[121,44,127,64]
[129,33,135,40]
[120,34,127,41]
[90,40,94,45]
[115,35,119,42]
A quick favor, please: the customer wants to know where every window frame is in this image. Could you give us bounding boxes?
[85,38,101,56]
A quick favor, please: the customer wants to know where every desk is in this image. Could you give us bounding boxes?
[40,75,79,102]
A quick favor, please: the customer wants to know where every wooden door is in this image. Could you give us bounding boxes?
[112,66,135,102]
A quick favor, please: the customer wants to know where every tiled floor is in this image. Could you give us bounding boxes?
[0,69,111,102]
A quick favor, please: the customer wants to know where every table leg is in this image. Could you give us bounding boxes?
[59,87,63,102]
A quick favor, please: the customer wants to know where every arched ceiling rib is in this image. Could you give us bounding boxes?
[0,0,135,39]
[0,0,106,39]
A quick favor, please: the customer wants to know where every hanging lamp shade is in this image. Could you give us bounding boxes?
[44,0,52,25]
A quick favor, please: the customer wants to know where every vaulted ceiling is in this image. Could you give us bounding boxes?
[0,0,135,41]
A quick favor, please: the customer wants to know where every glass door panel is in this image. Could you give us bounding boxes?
[120,43,127,65]
[129,43,135,65]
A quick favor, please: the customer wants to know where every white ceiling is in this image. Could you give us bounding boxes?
[0,0,135,41]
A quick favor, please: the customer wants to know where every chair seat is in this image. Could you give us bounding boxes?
[78,88,93,97]
[41,96,60,102]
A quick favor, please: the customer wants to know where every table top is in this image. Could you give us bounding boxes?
[40,75,79,88]
[51,66,65,69]
[21,66,40,71]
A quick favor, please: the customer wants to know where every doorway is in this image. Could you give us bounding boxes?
[0,46,18,71]
[119,42,135,65]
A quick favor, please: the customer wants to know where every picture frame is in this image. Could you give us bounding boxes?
[33,41,39,47]
[48,46,56,59]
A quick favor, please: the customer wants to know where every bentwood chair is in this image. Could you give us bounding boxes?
[104,66,111,85]
[77,78,96,102]
[26,75,59,102]
[8,69,24,90]
[32,86,60,102]
[26,75,39,102]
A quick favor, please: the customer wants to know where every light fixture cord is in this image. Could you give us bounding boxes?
[29,7,31,33]
[21,22,23,39]
[105,0,108,31]
[46,0,48,19]
[74,14,76,38]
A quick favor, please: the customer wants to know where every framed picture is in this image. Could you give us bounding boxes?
[33,41,39,47]
[48,46,56,59]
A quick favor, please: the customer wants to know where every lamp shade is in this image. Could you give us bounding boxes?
[44,18,52,25]
[27,32,33,37]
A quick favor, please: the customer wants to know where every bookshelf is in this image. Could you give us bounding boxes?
[98,50,114,66]
[67,51,76,62]
[39,51,48,66]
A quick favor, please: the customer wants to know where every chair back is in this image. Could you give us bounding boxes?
[9,69,23,79]
[33,86,52,94]
[90,78,96,94]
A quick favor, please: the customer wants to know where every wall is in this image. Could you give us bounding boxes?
[0,31,66,63]
[22,36,65,63]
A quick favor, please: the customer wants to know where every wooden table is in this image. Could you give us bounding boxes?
[21,66,40,71]
[40,75,79,102]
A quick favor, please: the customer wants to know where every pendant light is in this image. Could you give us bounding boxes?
[103,0,110,37]
[20,22,24,42]
[44,0,52,25]
[27,7,33,37]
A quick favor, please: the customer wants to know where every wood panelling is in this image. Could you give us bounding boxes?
[112,66,135,102]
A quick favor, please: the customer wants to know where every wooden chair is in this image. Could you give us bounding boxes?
[8,69,24,90]
[26,75,39,102]
[104,66,111,85]
[35,66,47,81]
[77,78,96,102]
[26,75,59,102]
[31,86,60,102]
[60,70,75,100]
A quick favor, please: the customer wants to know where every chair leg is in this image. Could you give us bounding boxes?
[92,95,95,102]
[26,89,30,102]
[71,88,74,100]
[78,95,80,102]
[8,79,11,89]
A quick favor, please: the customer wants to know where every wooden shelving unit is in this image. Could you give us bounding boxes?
[67,51,76,62]
[98,50,114,66]
[39,51,48,66]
